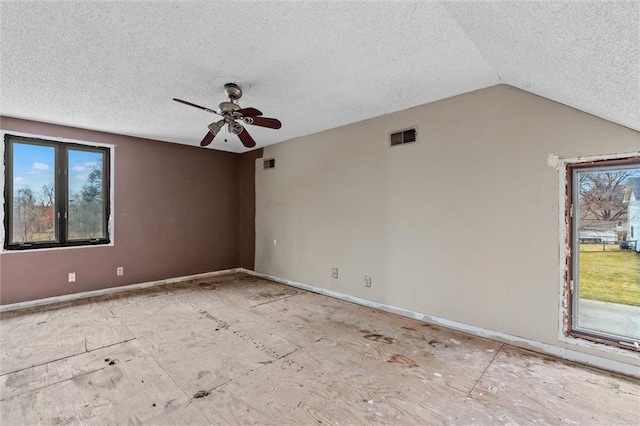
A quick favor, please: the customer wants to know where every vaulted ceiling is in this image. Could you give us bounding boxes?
[1,1,638,153]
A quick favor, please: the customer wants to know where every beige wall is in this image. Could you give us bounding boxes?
[255,85,640,365]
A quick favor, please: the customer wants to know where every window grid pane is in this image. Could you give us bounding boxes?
[10,142,57,244]
[67,149,106,241]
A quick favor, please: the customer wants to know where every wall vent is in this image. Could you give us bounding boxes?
[390,128,417,146]
[263,159,275,169]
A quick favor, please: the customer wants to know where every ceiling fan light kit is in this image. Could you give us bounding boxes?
[173,83,281,149]
[207,120,225,136]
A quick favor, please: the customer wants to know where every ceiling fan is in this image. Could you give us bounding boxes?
[173,83,281,148]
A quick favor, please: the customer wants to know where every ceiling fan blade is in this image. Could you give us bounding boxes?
[173,98,218,114]
[243,116,282,129]
[237,125,257,148]
[200,132,215,147]
[236,107,263,117]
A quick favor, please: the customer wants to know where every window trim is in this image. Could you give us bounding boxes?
[1,130,115,252]
[563,155,640,352]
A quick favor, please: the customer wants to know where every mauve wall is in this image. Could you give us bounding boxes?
[0,117,258,304]
[238,149,263,269]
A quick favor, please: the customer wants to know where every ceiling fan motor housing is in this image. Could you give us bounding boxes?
[218,101,240,115]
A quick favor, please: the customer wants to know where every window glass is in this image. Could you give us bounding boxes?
[67,149,106,240]
[571,164,640,345]
[10,143,56,244]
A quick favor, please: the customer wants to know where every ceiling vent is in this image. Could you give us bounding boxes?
[263,159,275,169]
[390,128,417,146]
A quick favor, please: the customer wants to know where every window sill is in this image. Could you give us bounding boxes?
[1,241,114,254]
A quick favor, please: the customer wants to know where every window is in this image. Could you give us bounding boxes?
[566,157,640,350]
[390,128,417,146]
[4,134,110,250]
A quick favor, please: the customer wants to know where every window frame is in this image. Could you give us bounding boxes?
[564,155,640,351]
[3,133,112,251]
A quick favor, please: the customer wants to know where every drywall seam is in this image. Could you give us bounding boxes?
[239,268,640,378]
[553,151,640,354]
[0,268,242,312]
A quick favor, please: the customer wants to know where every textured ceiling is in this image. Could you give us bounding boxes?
[1,1,638,153]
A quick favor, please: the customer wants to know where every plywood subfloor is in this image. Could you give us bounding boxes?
[1,273,638,425]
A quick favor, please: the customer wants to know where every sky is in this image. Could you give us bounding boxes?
[12,142,103,199]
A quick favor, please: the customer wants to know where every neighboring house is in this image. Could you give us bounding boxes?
[623,177,640,253]
[579,221,617,243]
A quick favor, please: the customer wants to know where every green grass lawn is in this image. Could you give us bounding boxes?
[579,244,640,306]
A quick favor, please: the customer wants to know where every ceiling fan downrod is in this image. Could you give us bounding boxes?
[224,83,242,102]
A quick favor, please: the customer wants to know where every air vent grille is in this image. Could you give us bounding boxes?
[263,159,275,169]
[390,128,417,146]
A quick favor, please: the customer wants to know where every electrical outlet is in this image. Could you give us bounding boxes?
[364,276,372,287]
[332,268,339,279]
[68,272,76,283]
[116,267,124,276]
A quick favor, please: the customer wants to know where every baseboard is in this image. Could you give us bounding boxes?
[239,268,640,378]
[0,268,242,313]
[3,267,637,378]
